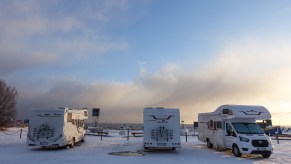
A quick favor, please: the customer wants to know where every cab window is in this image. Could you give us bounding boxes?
[226,123,236,136]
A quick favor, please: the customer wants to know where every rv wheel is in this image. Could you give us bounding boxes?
[262,154,271,158]
[69,138,75,148]
[232,145,242,157]
[206,139,213,149]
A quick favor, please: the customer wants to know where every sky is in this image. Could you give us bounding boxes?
[1,0,291,125]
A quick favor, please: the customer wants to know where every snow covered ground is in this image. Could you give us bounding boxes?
[1,128,291,164]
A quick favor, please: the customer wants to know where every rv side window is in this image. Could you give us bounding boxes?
[222,109,233,115]
[76,120,80,127]
[76,120,84,128]
[207,120,216,130]
[80,120,84,127]
[67,113,73,122]
[72,119,76,125]
[216,122,222,129]
[222,109,229,114]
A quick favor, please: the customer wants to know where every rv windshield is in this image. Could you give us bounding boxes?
[232,123,264,134]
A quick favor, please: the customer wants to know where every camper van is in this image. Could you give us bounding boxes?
[143,107,181,150]
[198,105,273,158]
[26,107,88,148]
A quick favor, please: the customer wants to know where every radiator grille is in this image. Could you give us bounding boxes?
[252,140,269,147]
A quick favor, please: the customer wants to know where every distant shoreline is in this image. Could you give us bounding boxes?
[89,123,291,129]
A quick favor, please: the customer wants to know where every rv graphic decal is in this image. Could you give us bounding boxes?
[38,124,55,139]
[149,115,174,123]
[240,110,263,115]
[151,126,174,142]
[37,113,62,117]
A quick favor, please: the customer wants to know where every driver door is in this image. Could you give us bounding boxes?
[224,123,236,149]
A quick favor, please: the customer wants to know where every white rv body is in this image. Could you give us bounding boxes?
[198,105,273,158]
[26,107,88,148]
[143,107,181,150]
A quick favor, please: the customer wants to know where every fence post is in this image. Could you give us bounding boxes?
[19,129,22,139]
[276,126,280,144]
[276,134,279,144]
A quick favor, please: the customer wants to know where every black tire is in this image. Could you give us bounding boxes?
[172,147,176,150]
[207,139,213,149]
[262,154,271,158]
[69,138,75,148]
[232,144,242,157]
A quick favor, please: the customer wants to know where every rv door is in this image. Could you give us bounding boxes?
[215,121,224,148]
[224,122,236,149]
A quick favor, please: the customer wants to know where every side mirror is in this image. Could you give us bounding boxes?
[226,130,231,136]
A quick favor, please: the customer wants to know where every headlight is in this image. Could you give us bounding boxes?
[239,136,250,142]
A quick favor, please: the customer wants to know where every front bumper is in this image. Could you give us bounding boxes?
[238,141,273,155]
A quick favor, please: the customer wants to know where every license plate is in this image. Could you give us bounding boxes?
[257,147,267,151]
[157,143,167,146]
[40,142,48,145]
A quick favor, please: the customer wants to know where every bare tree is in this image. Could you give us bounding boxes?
[0,80,18,128]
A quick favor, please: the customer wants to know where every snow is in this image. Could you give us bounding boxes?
[1,128,291,164]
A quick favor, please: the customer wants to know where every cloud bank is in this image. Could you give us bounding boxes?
[16,38,291,125]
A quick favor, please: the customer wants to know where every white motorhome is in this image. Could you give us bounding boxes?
[26,107,88,148]
[143,107,181,150]
[198,105,273,158]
